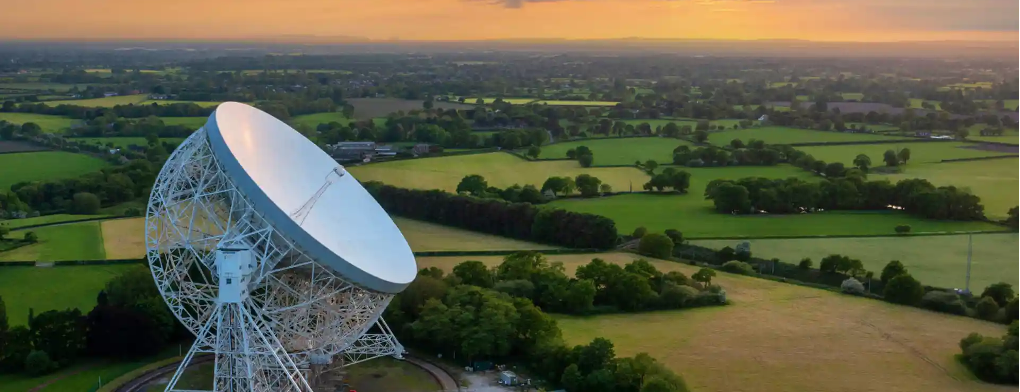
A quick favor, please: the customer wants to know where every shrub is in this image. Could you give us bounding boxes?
[688,290,727,307]
[840,278,866,295]
[638,233,674,259]
[71,192,100,214]
[124,207,143,217]
[664,229,683,245]
[959,332,984,351]
[659,283,699,308]
[884,274,924,306]
[24,351,57,376]
[23,231,38,243]
[976,297,1001,321]
[798,258,813,269]
[1008,299,1018,321]
[632,226,648,239]
[920,290,968,315]
[981,283,1015,308]
[880,260,907,284]
[716,246,736,263]
[720,261,754,275]
[894,224,911,234]
[734,250,751,262]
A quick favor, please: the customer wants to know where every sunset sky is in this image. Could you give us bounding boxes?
[2,0,1016,42]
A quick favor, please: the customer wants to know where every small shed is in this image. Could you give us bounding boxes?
[499,370,518,386]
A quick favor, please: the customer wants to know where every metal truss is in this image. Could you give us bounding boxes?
[146,128,403,391]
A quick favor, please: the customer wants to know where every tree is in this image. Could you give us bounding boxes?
[632,227,648,238]
[638,233,673,259]
[599,184,612,194]
[897,148,911,164]
[575,174,603,197]
[880,260,908,284]
[561,364,584,391]
[692,268,716,287]
[24,231,38,243]
[1007,207,1018,230]
[884,274,924,305]
[853,154,872,172]
[664,229,683,245]
[527,145,541,159]
[0,226,7,240]
[566,148,577,159]
[824,162,846,178]
[644,160,659,173]
[883,149,899,167]
[453,261,492,288]
[707,182,750,213]
[71,192,100,214]
[798,258,813,269]
[456,174,488,196]
[20,122,42,137]
[975,297,1001,320]
[693,130,708,143]
[578,153,594,168]
[542,176,569,195]
[24,350,57,376]
[981,283,1015,307]
[814,99,828,113]
[730,139,745,149]
[895,224,911,234]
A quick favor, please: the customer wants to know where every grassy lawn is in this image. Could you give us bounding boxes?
[840,92,865,100]
[968,127,1018,145]
[0,343,181,392]
[462,97,537,104]
[0,264,140,326]
[534,100,620,106]
[348,152,651,194]
[43,94,148,107]
[547,164,1003,238]
[0,151,109,192]
[0,112,77,133]
[706,126,902,146]
[419,251,1008,392]
[796,142,1014,164]
[139,99,221,108]
[874,158,1018,220]
[539,137,694,165]
[0,214,109,230]
[908,98,942,110]
[693,233,1018,290]
[160,117,207,129]
[290,111,355,129]
[0,222,106,262]
[72,137,187,149]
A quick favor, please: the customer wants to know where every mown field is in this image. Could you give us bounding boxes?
[0,222,106,262]
[874,158,1018,220]
[160,117,207,129]
[796,141,1015,164]
[0,151,109,192]
[0,112,77,133]
[694,233,1019,290]
[73,137,187,149]
[535,100,620,106]
[540,137,693,165]
[0,264,141,326]
[348,152,650,193]
[418,252,1010,392]
[706,126,902,146]
[43,94,149,107]
[546,165,1004,238]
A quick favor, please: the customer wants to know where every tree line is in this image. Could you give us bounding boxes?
[385,254,692,392]
[0,268,183,377]
[363,182,618,249]
[705,176,984,220]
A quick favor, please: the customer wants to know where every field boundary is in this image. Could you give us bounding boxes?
[6,215,125,231]
[413,248,603,257]
[685,229,1012,241]
[939,155,1018,163]
[785,138,944,147]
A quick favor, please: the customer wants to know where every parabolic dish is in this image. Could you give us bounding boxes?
[204,102,416,293]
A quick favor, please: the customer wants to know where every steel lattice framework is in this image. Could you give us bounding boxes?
[146,128,404,392]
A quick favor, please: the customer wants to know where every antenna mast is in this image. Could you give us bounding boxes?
[290,166,345,225]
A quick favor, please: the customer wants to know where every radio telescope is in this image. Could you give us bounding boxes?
[145,102,417,391]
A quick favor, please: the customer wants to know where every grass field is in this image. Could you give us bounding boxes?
[534,100,619,106]
[462,97,537,104]
[160,117,207,129]
[0,214,109,230]
[289,111,354,129]
[547,165,1004,238]
[0,222,106,262]
[0,264,140,326]
[968,127,1018,145]
[0,82,89,92]
[694,233,1018,290]
[840,92,865,100]
[0,343,179,392]
[348,152,651,194]
[539,137,693,165]
[418,251,1008,392]
[43,94,149,107]
[908,98,942,110]
[875,158,1018,219]
[100,218,145,259]
[139,99,221,108]
[706,126,901,146]
[796,142,1014,164]
[73,137,187,149]
[0,112,77,133]
[0,151,109,192]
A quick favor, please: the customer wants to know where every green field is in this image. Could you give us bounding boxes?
[875,158,1018,219]
[547,165,1004,238]
[0,82,91,92]
[0,264,139,326]
[0,214,109,230]
[348,152,650,194]
[908,98,942,110]
[535,100,619,106]
[290,111,355,129]
[693,233,1018,290]
[0,343,179,392]
[540,137,693,165]
[0,112,77,133]
[43,94,148,107]
[706,126,901,146]
[73,137,187,149]
[967,126,1018,145]
[550,255,1008,392]
[0,151,110,192]
[769,82,796,88]
[139,99,221,108]
[840,92,865,100]
[0,222,106,262]
[160,117,207,129]
[796,142,1014,164]
[462,97,537,104]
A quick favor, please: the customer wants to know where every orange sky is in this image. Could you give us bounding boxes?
[1,0,1016,42]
